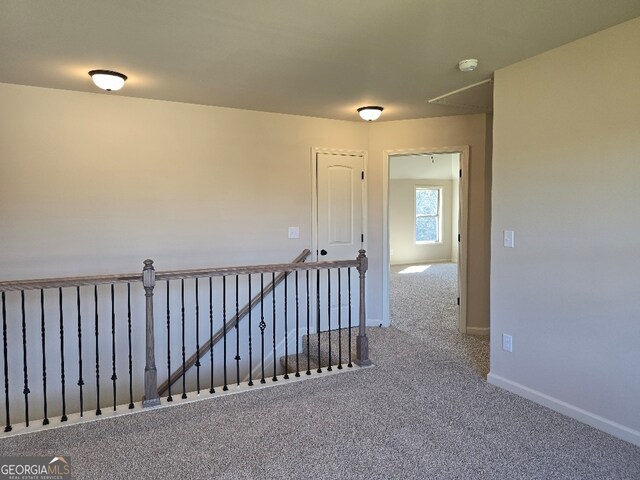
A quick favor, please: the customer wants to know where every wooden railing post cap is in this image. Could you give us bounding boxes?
[357,249,368,273]
[142,259,155,289]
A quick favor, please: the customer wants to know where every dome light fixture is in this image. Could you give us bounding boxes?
[357,106,383,121]
[88,69,128,91]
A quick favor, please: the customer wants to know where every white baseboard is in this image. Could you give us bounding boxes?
[390,259,456,267]
[487,373,640,448]
[466,326,489,336]
[367,318,384,328]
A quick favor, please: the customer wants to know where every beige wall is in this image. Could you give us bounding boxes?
[489,17,640,446]
[368,114,492,329]
[1,84,492,331]
[0,83,368,279]
[389,179,454,265]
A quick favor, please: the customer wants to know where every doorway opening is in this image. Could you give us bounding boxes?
[382,147,469,334]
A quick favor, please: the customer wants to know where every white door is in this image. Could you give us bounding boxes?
[315,152,364,332]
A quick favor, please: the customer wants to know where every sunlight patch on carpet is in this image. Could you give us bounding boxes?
[398,265,431,274]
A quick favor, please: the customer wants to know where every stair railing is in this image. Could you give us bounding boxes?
[0,249,370,433]
[146,249,370,405]
[0,271,144,432]
[157,249,311,397]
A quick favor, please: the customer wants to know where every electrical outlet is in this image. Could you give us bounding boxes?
[502,334,513,352]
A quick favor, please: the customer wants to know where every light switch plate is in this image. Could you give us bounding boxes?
[503,230,515,248]
[288,226,300,239]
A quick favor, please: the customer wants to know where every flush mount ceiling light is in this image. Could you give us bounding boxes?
[357,106,384,121]
[458,59,478,72]
[88,69,127,91]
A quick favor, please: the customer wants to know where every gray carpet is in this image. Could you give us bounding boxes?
[1,267,639,479]
[390,263,489,377]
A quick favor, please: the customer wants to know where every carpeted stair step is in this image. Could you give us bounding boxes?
[278,354,320,373]
[279,327,358,374]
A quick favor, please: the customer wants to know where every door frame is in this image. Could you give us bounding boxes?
[310,147,368,262]
[382,146,469,333]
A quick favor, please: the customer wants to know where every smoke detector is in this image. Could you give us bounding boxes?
[458,59,478,72]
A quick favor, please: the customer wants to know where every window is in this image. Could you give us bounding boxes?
[415,187,441,243]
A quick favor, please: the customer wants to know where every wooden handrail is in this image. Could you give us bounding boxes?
[0,273,142,292]
[0,255,358,292]
[155,258,357,281]
[0,252,358,292]
[157,249,313,396]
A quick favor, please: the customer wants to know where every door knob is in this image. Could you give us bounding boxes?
[320,249,328,256]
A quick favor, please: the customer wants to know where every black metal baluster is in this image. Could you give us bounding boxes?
[348,268,353,368]
[20,291,30,427]
[235,275,240,387]
[209,277,214,394]
[2,292,12,432]
[58,288,68,421]
[306,271,311,376]
[283,273,289,380]
[222,276,228,391]
[110,285,117,411]
[272,272,278,382]
[337,268,343,370]
[76,286,84,416]
[166,281,173,402]
[195,278,201,394]
[94,285,101,416]
[316,270,322,374]
[247,275,253,387]
[259,274,266,384]
[295,271,300,378]
[181,279,186,399]
[327,270,332,372]
[40,289,49,425]
[127,284,134,409]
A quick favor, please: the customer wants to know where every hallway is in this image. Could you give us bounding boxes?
[390,262,489,377]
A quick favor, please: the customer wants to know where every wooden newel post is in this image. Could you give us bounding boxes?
[356,249,372,366]
[142,259,161,407]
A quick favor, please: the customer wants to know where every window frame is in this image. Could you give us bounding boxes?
[414,186,443,244]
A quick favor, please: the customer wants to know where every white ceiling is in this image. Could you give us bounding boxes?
[1,1,639,121]
[390,153,459,180]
